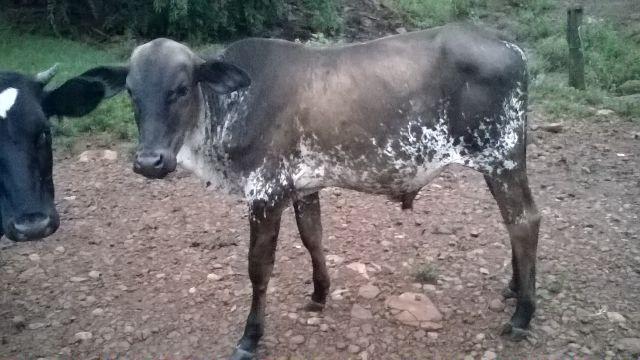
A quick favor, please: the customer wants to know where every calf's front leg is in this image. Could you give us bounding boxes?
[293,192,330,311]
[230,201,284,360]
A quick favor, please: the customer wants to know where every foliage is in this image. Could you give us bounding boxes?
[302,0,343,35]
[2,0,343,41]
[413,263,439,284]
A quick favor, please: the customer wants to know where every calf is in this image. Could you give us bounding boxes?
[0,66,126,241]
[111,24,540,358]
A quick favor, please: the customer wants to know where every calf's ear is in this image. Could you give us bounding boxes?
[196,60,251,94]
[44,66,128,117]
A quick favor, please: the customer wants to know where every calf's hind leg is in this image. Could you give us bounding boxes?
[294,192,330,311]
[484,169,540,340]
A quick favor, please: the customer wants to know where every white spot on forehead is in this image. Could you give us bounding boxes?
[0,87,19,119]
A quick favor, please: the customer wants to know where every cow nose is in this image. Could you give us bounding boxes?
[9,213,59,241]
[134,150,174,178]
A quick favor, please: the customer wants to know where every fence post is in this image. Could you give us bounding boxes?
[567,6,585,90]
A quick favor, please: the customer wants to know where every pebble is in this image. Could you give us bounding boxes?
[358,284,380,299]
[290,335,305,345]
[207,273,222,281]
[427,332,438,340]
[348,344,361,353]
[307,317,321,325]
[92,308,104,316]
[70,277,87,283]
[12,316,25,329]
[189,287,197,294]
[482,350,498,360]
[351,304,373,320]
[28,322,46,330]
[28,254,40,262]
[74,331,93,342]
[616,338,640,353]
[89,270,101,279]
[489,298,505,312]
[54,246,65,253]
[606,312,625,323]
[319,324,329,332]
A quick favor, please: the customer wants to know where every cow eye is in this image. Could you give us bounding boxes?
[175,86,188,97]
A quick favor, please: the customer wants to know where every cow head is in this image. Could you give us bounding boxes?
[0,65,126,241]
[123,38,251,179]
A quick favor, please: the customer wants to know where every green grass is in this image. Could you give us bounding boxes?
[389,0,486,28]
[0,20,136,152]
[413,262,439,284]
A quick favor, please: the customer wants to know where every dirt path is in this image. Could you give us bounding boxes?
[1,115,639,359]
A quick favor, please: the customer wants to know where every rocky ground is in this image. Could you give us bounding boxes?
[1,113,640,359]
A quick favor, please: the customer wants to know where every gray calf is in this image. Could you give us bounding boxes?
[102,24,540,358]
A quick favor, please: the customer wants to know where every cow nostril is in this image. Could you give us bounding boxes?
[154,154,164,168]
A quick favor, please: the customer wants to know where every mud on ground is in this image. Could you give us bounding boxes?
[1,115,639,359]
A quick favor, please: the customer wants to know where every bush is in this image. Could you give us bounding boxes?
[390,0,486,29]
[2,0,343,41]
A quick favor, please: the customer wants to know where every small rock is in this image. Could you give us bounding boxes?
[55,246,66,253]
[386,292,442,327]
[12,315,25,329]
[427,332,438,340]
[78,150,118,162]
[18,267,45,281]
[596,109,615,116]
[607,312,626,323]
[70,277,87,283]
[207,273,222,281]
[351,304,373,320]
[488,298,505,312]
[290,335,305,345]
[346,262,369,279]
[307,317,321,325]
[28,254,40,262]
[479,267,490,275]
[336,341,347,350]
[475,333,486,342]
[348,344,361,353]
[482,350,498,360]
[189,287,197,294]
[88,270,101,279]
[470,229,482,237]
[92,308,104,316]
[124,325,135,334]
[538,122,563,133]
[420,321,443,331]
[74,331,93,342]
[358,284,380,299]
[28,322,46,330]
[616,338,640,354]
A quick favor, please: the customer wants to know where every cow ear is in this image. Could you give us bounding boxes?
[44,66,128,117]
[196,61,251,94]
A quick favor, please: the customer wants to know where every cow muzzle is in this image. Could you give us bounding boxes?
[133,149,177,179]
[7,212,60,241]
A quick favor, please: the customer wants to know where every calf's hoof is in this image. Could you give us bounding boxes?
[304,299,325,312]
[500,322,531,341]
[230,347,254,360]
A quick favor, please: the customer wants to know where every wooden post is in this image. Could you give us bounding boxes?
[567,7,585,90]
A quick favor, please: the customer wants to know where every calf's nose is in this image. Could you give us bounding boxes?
[134,150,173,178]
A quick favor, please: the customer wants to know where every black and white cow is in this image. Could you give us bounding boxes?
[107,24,540,358]
[0,66,126,241]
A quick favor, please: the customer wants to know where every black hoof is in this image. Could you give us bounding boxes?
[502,286,518,299]
[500,322,531,341]
[230,347,254,360]
[304,299,325,312]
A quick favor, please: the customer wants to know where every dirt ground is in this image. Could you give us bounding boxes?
[1,113,639,359]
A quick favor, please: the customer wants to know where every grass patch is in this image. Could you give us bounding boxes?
[413,262,439,284]
[0,20,136,152]
[388,0,486,28]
